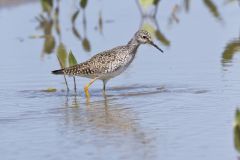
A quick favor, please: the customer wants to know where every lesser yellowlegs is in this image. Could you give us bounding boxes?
[52,30,163,96]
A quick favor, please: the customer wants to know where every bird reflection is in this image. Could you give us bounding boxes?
[62,95,138,133]
[58,94,155,158]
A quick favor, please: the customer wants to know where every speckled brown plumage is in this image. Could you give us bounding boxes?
[52,30,163,93]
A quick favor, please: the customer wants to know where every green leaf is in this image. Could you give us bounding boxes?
[72,26,82,40]
[203,0,221,20]
[42,19,53,35]
[235,109,240,126]
[153,0,159,5]
[222,39,240,65]
[41,88,57,92]
[57,43,68,68]
[142,23,156,37]
[40,0,53,14]
[98,11,103,34]
[54,8,61,36]
[72,10,80,24]
[82,38,91,52]
[55,21,61,36]
[68,50,78,67]
[80,0,88,9]
[44,35,55,54]
[234,109,240,153]
[234,125,240,152]
[155,30,170,46]
[139,0,154,8]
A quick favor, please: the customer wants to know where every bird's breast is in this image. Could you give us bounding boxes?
[99,53,135,80]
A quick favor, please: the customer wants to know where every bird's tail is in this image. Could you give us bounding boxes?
[52,69,64,75]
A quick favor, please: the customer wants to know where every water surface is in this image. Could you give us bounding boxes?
[1,1,240,160]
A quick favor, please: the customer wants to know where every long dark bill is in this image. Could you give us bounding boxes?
[150,41,164,53]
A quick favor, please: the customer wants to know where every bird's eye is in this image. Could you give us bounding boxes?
[142,36,147,39]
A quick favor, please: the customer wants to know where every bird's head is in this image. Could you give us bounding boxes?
[135,30,163,53]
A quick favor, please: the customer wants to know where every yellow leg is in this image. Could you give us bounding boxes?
[84,77,98,97]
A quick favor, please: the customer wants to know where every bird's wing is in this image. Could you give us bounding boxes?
[64,46,128,77]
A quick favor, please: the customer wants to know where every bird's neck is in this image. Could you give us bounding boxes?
[127,37,140,46]
[127,38,140,54]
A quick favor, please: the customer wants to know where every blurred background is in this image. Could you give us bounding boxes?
[0,0,240,160]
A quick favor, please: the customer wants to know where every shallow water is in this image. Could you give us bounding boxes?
[1,0,240,160]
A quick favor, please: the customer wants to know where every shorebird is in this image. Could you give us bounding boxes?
[52,30,163,96]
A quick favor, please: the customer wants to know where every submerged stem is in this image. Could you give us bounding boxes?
[73,77,77,93]
[57,56,69,92]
